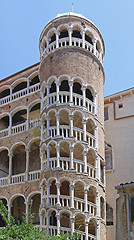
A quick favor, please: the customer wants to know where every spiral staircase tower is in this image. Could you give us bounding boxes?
[39,12,106,240]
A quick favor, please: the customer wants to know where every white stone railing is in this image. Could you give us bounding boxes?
[11,173,25,184]
[87,163,96,178]
[43,91,95,115]
[42,36,102,63]
[0,176,8,186]
[0,118,40,138]
[0,83,40,106]
[28,170,40,181]
[0,170,41,186]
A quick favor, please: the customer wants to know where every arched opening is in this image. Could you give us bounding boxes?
[0,88,10,99]
[12,109,27,126]
[60,180,70,196]
[29,140,40,171]
[86,88,93,102]
[59,28,69,39]
[96,40,101,52]
[105,143,113,170]
[88,220,97,236]
[0,198,7,227]
[88,187,96,204]
[100,197,105,219]
[11,196,25,223]
[12,145,26,175]
[87,150,95,167]
[49,111,56,126]
[0,115,9,134]
[73,112,83,130]
[31,194,41,225]
[85,31,93,45]
[50,81,56,94]
[86,119,94,135]
[60,142,70,158]
[59,80,69,92]
[49,142,57,158]
[72,27,82,39]
[74,144,83,161]
[50,210,57,226]
[100,162,104,184]
[60,212,70,228]
[29,103,40,121]
[74,182,84,200]
[12,81,27,94]
[0,149,9,178]
[74,214,85,232]
[59,110,70,125]
[30,76,40,86]
[49,32,56,44]
[73,82,82,95]
[50,180,57,195]
[41,209,46,226]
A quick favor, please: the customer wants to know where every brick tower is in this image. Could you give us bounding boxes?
[39,12,106,240]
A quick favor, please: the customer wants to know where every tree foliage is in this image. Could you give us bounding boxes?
[0,200,81,240]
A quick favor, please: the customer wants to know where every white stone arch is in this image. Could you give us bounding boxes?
[72,141,85,149]
[58,74,70,84]
[27,191,41,203]
[47,27,57,39]
[41,80,47,91]
[42,112,47,120]
[42,36,47,46]
[58,107,71,115]
[86,83,96,96]
[72,109,85,119]
[28,99,41,111]
[59,209,72,218]
[27,137,40,149]
[47,108,57,117]
[46,207,58,216]
[59,177,72,185]
[73,179,86,189]
[72,76,84,86]
[47,177,58,185]
[28,70,39,81]
[0,85,10,94]
[10,141,26,153]
[11,78,27,89]
[73,212,87,220]
[0,146,9,153]
[47,75,57,86]
[57,24,70,34]
[40,207,46,215]
[46,140,57,149]
[41,177,47,186]
[71,23,83,34]
[87,184,97,193]
[88,216,97,223]
[11,105,27,117]
[0,111,10,119]
[85,27,95,40]
[58,139,71,148]
[86,117,96,128]
[0,196,8,204]
[9,193,26,206]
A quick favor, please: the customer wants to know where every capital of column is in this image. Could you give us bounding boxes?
[68,26,72,33]
[82,85,86,91]
[83,150,88,156]
[56,182,60,188]
[82,119,87,124]
[69,80,73,87]
[93,37,97,44]
[69,114,74,120]
[70,184,74,190]
[8,151,13,158]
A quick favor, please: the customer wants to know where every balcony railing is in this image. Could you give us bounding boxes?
[42,36,102,64]
[0,118,40,138]
[0,170,41,186]
[0,82,40,106]
[43,91,95,115]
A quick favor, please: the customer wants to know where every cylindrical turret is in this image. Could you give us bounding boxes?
[39,12,106,240]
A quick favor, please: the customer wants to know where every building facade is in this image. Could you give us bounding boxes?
[0,13,106,239]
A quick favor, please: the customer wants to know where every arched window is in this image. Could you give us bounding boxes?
[59,30,69,39]
[73,82,82,95]
[50,81,56,93]
[59,80,69,91]
[105,143,113,170]
[49,33,56,44]
[86,88,93,102]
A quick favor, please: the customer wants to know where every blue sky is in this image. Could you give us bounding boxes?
[0,0,134,96]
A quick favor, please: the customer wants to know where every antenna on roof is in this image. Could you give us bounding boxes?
[72,3,74,12]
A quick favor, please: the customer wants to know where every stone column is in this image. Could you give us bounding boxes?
[47,147,50,169]
[69,80,73,105]
[46,84,50,106]
[56,31,59,48]
[70,184,74,209]
[96,192,100,217]
[46,39,49,54]
[94,125,98,149]
[68,27,72,46]
[27,79,30,95]
[8,151,13,184]
[84,189,88,213]
[10,86,12,101]
[41,184,44,206]
[47,116,50,137]
[69,115,73,137]
[82,29,85,48]
[56,213,60,236]
[9,114,12,135]
[40,89,44,112]
[47,184,50,206]
[82,85,86,107]
[85,221,88,240]
[71,217,75,235]
[25,147,30,181]
[56,182,61,207]
[97,221,100,240]
[40,148,44,171]
[46,214,50,235]
[82,119,87,142]
[56,81,60,104]
[94,92,97,115]
[93,37,97,56]
[70,147,74,170]
[56,146,60,168]
[56,114,60,136]
[25,201,29,223]
[83,150,87,174]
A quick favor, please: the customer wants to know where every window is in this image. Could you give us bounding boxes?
[104,107,109,121]
[118,103,123,109]
[105,143,113,170]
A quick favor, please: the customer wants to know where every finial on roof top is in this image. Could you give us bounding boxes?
[72,3,74,12]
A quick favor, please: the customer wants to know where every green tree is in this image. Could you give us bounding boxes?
[0,200,81,240]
